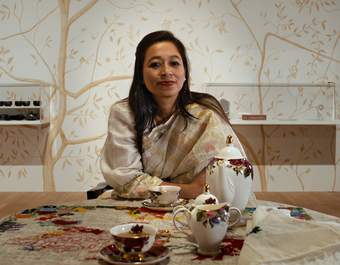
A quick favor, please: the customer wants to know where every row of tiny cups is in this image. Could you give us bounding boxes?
[0,100,41,107]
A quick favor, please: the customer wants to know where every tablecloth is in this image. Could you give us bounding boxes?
[0,198,339,265]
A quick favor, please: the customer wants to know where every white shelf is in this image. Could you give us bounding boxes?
[0,120,49,126]
[230,119,340,125]
[0,106,40,109]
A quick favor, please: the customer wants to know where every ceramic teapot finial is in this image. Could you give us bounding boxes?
[226,135,233,145]
[214,135,242,160]
[193,184,219,205]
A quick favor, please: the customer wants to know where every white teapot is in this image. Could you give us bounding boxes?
[173,202,241,255]
[206,135,253,211]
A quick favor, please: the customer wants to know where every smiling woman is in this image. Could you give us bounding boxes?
[143,41,186,118]
[100,31,247,200]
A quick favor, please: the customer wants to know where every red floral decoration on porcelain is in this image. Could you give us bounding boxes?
[204,197,217,204]
[130,224,144,234]
[228,158,253,179]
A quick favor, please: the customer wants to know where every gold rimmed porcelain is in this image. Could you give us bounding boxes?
[98,244,170,265]
[142,199,186,212]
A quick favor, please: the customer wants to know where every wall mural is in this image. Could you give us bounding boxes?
[0,0,339,192]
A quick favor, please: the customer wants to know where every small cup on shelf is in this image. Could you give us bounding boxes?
[0,101,13,107]
[15,100,30,107]
[0,114,9,120]
[33,100,41,106]
[11,114,25,120]
[25,112,39,121]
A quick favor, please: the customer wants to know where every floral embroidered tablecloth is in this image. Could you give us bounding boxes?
[0,199,338,265]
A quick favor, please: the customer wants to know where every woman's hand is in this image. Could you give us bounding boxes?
[161,168,206,199]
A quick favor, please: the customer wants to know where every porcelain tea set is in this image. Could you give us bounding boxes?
[108,135,254,259]
[172,135,253,255]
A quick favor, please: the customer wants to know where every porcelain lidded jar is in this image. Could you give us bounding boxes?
[206,135,253,211]
[173,202,241,255]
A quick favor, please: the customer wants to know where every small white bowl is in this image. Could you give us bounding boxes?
[110,223,157,254]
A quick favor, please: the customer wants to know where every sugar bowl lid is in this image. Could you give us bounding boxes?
[193,184,219,205]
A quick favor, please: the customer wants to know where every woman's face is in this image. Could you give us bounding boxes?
[143,41,186,104]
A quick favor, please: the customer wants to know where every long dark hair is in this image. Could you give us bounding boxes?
[128,30,228,156]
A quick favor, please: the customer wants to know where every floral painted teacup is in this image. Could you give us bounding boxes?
[173,203,241,255]
[148,185,181,206]
[110,222,157,256]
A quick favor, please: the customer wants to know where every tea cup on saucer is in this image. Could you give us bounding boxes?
[110,222,157,256]
[149,185,181,206]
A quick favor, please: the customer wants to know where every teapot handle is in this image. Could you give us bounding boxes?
[228,207,242,227]
[172,206,191,237]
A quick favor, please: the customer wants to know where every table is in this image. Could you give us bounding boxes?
[1,194,340,265]
[254,192,340,218]
[0,192,86,219]
[2,192,340,219]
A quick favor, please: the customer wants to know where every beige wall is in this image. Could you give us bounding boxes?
[0,0,339,191]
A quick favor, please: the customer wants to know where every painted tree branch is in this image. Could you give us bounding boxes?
[52,129,68,167]
[65,75,131,99]
[65,64,84,76]
[43,0,104,191]
[258,32,340,114]
[0,6,59,41]
[67,101,88,115]
[273,32,339,62]
[52,132,105,166]
[230,0,264,113]
[49,85,58,101]
[0,66,52,86]
[68,0,98,26]
[91,20,116,81]
[42,0,71,191]
[324,33,340,75]
[105,0,159,12]
[230,0,261,52]
[22,34,58,86]
[11,6,57,87]
[258,32,340,87]
[66,133,106,146]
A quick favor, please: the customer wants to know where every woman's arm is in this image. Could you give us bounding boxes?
[161,168,206,199]
[100,101,162,198]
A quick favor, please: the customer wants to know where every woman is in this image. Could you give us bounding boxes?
[100,30,245,199]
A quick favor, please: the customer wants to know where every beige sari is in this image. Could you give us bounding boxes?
[100,100,245,198]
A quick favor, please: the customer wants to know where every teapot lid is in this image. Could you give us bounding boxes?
[214,135,243,160]
[193,184,219,205]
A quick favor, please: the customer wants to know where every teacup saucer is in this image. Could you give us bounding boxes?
[98,244,170,265]
[142,199,186,212]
